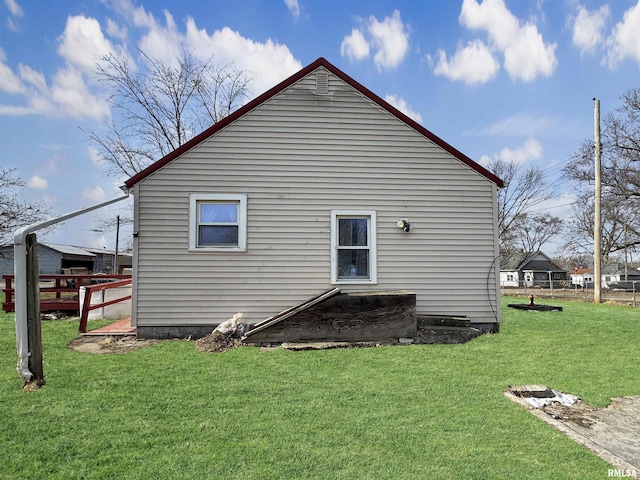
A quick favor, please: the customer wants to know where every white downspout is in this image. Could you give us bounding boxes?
[14,193,129,382]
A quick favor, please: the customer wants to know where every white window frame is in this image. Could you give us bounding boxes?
[189,194,247,252]
[331,210,377,284]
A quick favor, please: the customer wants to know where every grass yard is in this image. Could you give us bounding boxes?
[1,295,638,479]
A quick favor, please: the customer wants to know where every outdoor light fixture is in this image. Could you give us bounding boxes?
[397,219,412,232]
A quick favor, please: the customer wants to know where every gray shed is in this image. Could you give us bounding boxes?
[0,242,96,276]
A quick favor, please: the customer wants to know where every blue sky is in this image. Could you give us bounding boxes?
[1,0,640,254]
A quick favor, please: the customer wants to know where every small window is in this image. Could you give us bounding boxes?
[189,194,247,251]
[331,210,377,284]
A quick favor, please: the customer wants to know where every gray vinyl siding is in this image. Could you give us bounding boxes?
[133,67,501,327]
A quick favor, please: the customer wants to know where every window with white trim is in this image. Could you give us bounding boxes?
[189,194,247,251]
[331,210,377,284]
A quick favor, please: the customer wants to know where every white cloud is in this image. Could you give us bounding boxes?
[82,186,106,202]
[57,15,123,74]
[6,17,18,32]
[341,28,370,61]
[137,10,181,67]
[0,105,35,114]
[185,21,302,97]
[604,1,640,69]
[385,94,422,123]
[368,10,409,71]
[481,138,543,166]
[18,63,46,92]
[340,10,409,70]
[88,146,107,168]
[0,16,114,119]
[466,112,557,136]
[434,0,557,83]
[430,39,499,85]
[47,67,110,119]
[0,59,24,94]
[2,3,303,119]
[112,5,302,97]
[284,0,300,19]
[27,175,48,189]
[460,0,519,49]
[105,17,128,41]
[502,23,556,81]
[4,0,23,17]
[571,4,610,56]
[533,192,577,215]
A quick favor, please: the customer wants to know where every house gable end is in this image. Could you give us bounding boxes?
[124,58,504,190]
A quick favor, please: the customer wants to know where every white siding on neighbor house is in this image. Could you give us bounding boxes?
[132,67,501,327]
[500,271,520,287]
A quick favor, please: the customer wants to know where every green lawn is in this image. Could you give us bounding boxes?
[1,296,638,479]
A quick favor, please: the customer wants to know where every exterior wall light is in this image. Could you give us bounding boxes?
[397,219,412,232]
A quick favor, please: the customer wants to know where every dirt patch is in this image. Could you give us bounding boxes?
[195,330,241,353]
[67,335,159,354]
[505,386,640,470]
[543,401,597,428]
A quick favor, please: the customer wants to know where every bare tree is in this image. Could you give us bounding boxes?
[561,190,640,263]
[512,212,563,253]
[554,252,594,271]
[486,158,558,253]
[563,88,640,261]
[0,169,50,253]
[86,49,251,178]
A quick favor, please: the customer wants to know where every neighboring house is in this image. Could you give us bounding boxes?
[0,243,131,276]
[570,268,594,288]
[570,264,640,289]
[601,264,640,289]
[500,251,568,288]
[123,57,504,339]
[82,247,133,274]
[0,243,96,277]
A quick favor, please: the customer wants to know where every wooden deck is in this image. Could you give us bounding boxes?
[2,274,132,313]
[82,318,136,336]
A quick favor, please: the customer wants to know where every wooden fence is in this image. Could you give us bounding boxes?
[2,274,132,313]
[501,285,638,307]
[78,278,132,333]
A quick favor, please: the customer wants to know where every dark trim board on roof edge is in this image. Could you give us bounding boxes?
[123,57,503,190]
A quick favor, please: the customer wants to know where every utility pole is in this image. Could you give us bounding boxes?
[114,215,120,274]
[25,234,44,386]
[593,99,602,303]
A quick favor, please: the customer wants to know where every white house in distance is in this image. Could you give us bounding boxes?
[123,57,504,339]
[500,251,568,288]
[570,268,594,288]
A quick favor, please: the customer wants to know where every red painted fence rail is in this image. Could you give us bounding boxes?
[2,274,132,314]
[78,278,132,333]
